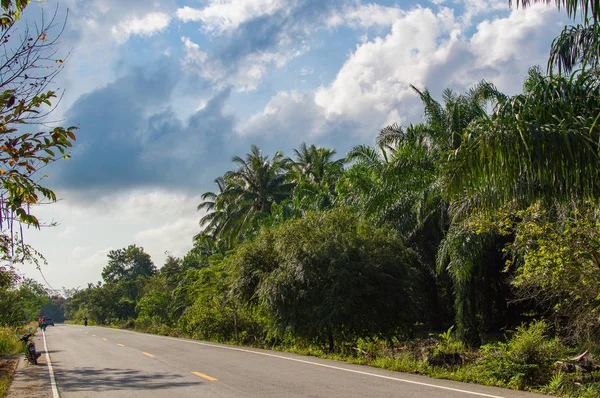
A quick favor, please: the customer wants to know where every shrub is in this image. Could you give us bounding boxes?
[477,321,566,389]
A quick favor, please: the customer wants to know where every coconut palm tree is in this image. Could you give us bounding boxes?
[288,143,345,211]
[225,145,293,215]
[289,143,343,184]
[196,176,228,240]
[196,146,294,247]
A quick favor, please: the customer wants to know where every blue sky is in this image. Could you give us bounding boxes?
[18,0,569,290]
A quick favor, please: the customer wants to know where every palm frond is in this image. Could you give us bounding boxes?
[549,23,600,74]
[510,0,600,25]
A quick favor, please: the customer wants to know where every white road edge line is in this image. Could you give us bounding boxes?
[89,326,505,398]
[42,330,60,398]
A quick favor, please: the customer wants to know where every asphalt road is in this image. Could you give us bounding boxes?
[42,324,551,398]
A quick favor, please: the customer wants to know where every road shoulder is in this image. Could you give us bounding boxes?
[6,334,51,398]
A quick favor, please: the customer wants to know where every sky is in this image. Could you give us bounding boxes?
[15,0,570,291]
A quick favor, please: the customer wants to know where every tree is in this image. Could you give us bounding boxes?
[197,145,293,246]
[345,82,504,339]
[230,208,419,350]
[196,176,229,240]
[510,1,600,73]
[101,245,156,284]
[548,23,600,73]
[288,143,344,212]
[510,0,600,23]
[225,145,292,215]
[0,0,76,265]
[446,67,600,211]
[509,204,600,343]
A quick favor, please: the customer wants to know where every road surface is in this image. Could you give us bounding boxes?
[40,324,550,398]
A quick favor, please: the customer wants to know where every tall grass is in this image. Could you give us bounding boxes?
[0,327,21,356]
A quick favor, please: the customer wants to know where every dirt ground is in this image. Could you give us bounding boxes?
[0,357,18,397]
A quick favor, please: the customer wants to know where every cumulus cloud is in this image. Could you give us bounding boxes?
[134,217,200,262]
[176,0,287,33]
[327,3,404,29]
[177,0,352,91]
[51,58,236,192]
[27,187,205,286]
[111,12,171,43]
[243,4,568,140]
[181,36,304,91]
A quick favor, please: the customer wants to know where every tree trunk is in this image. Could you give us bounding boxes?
[327,325,334,352]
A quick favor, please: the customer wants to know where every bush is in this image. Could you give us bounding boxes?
[427,326,470,368]
[477,321,566,389]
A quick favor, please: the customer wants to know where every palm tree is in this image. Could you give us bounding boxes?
[548,24,600,73]
[226,145,292,215]
[510,1,600,74]
[289,143,343,183]
[446,67,600,210]
[510,0,600,23]
[196,176,228,240]
[196,146,294,246]
[351,81,506,342]
[288,143,345,211]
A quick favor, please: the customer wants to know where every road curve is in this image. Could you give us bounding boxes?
[42,324,550,398]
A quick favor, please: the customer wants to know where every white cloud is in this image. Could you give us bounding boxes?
[181,36,305,91]
[327,3,404,29]
[244,4,567,140]
[111,12,171,43]
[25,188,203,288]
[243,91,327,136]
[176,0,287,33]
[134,217,200,263]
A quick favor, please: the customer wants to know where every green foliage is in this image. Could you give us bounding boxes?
[0,276,48,326]
[230,207,419,349]
[446,68,600,211]
[0,0,76,265]
[0,326,20,355]
[510,204,600,343]
[197,145,293,247]
[0,0,29,27]
[178,260,263,343]
[58,40,600,396]
[102,245,156,284]
[477,321,566,389]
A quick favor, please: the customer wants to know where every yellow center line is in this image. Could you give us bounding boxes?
[117,344,125,347]
[102,338,108,341]
[141,352,155,358]
[192,372,218,381]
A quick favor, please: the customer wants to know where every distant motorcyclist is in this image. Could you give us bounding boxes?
[40,316,47,331]
[83,317,88,326]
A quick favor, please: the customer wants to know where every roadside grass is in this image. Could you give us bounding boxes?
[0,328,22,357]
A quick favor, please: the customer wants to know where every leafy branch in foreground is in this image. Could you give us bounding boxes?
[0,0,76,264]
